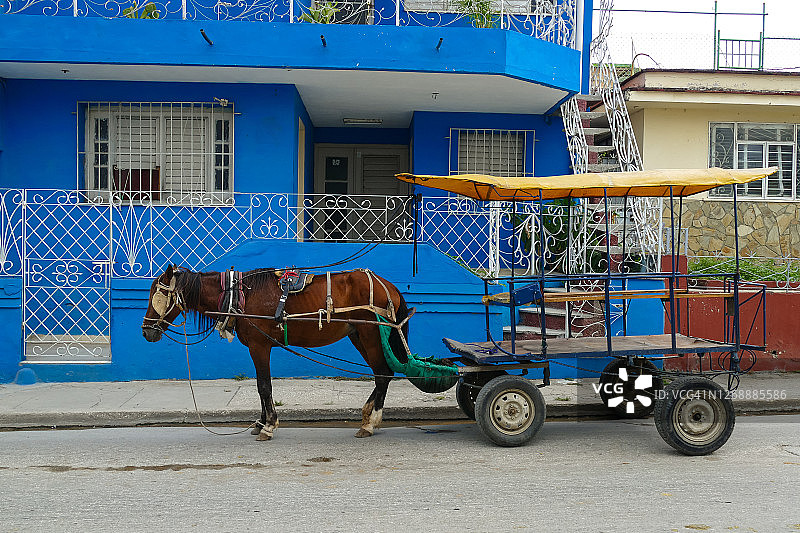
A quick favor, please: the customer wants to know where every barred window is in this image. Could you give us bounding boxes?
[452,129,532,177]
[81,102,233,204]
[709,122,797,200]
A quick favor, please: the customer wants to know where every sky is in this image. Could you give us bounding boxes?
[601,0,800,70]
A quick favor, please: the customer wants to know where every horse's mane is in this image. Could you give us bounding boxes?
[174,270,215,333]
[242,268,279,292]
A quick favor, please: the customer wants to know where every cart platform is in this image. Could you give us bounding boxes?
[443,334,743,364]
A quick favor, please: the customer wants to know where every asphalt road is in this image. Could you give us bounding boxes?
[1,416,798,532]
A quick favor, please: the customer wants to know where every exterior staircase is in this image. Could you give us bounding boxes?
[499,0,658,344]
[570,94,622,173]
[502,287,604,340]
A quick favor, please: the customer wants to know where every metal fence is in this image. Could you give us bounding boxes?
[1,0,578,46]
[0,188,665,360]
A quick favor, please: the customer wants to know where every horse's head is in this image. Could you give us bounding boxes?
[142,265,185,342]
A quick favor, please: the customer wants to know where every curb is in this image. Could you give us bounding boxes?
[2,401,798,429]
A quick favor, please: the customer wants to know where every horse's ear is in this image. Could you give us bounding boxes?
[165,264,174,280]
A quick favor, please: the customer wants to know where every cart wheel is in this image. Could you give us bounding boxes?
[654,376,735,456]
[474,375,546,447]
[456,371,507,420]
[598,357,663,419]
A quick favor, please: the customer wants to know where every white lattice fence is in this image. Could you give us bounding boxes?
[22,190,112,361]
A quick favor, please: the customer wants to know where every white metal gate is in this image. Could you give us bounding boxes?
[22,190,112,362]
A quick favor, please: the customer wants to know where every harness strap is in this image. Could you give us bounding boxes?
[281,268,398,323]
[215,268,240,342]
[326,271,333,323]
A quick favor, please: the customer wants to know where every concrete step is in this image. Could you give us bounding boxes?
[576,94,603,103]
[582,127,611,136]
[503,325,567,340]
[520,305,593,319]
[519,306,596,330]
[587,145,616,153]
[587,163,621,172]
[580,111,607,120]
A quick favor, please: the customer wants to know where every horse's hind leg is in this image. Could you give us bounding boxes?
[349,329,392,438]
[249,344,279,441]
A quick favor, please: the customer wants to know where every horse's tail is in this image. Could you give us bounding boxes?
[388,293,409,365]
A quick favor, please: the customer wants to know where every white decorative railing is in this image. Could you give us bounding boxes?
[559,96,588,175]
[0,190,667,281]
[0,187,667,358]
[2,0,578,46]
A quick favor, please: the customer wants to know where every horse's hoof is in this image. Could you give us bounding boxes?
[256,431,273,441]
[251,426,262,436]
[354,428,373,438]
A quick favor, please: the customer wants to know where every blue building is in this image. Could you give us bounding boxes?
[0,0,594,382]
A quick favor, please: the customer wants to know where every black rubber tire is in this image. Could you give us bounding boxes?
[474,375,546,447]
[456,370,507,420]
[654,376,735,456]
[598,357,663,419]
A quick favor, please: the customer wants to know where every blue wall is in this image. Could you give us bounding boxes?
[315,128,410,145]
[0,278,22,383]
[1,242,502,382]
[0,80,304,194]
[410,111,571,188]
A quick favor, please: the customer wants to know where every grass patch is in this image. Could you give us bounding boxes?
[233,373,250,381]
[554,396,571,402]
[688,256,800,283]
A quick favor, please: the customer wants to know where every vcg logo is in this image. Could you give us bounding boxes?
[592,367,654,414]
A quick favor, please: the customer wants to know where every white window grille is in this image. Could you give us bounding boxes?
[80,102,233,204]
[451,128,533,177]
[709,122,797,200]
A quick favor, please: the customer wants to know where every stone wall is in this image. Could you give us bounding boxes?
[665,199,800,257]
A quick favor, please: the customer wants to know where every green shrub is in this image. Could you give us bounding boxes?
[123,1,160,19]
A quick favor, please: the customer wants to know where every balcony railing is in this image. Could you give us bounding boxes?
[2,0,577,47]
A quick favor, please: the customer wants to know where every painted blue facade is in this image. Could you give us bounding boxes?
[0,0,613,383]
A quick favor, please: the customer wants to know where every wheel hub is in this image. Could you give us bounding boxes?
[674,396,726,445]
[491,390,532,434]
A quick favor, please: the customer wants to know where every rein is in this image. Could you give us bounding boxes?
[182,323,256,436]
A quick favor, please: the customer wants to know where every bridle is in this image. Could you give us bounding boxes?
[142,275,186,333]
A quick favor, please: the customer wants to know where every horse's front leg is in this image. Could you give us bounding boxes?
[356,374,391,438]
[350,329,392,438]
[249,344,279,441]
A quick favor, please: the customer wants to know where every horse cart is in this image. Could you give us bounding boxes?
[396,167,777,455]
[142,167,775,455]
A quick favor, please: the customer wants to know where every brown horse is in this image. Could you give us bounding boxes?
[141,265,409,441]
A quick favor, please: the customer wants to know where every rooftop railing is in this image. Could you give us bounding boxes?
[2,0,577,47]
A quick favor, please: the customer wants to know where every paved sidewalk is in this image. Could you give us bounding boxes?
[1,373,799,429]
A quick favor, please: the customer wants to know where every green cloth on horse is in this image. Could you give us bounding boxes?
[375,314,459,394]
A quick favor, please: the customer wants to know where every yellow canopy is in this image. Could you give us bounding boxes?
[396,167,778,200]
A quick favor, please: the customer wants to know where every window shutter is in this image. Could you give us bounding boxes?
[164,116,207,193]
[115,114,158,171]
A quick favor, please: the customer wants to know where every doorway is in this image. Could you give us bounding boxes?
[312,144,410,241]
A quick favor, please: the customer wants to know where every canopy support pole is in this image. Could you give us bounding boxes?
[677,195,684,336]
[669,186,677,355]
[566,197,573,338]
[622,195,628,337]
[732,186,741,380]
[603,189,613,357]
[538,194,547,358]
